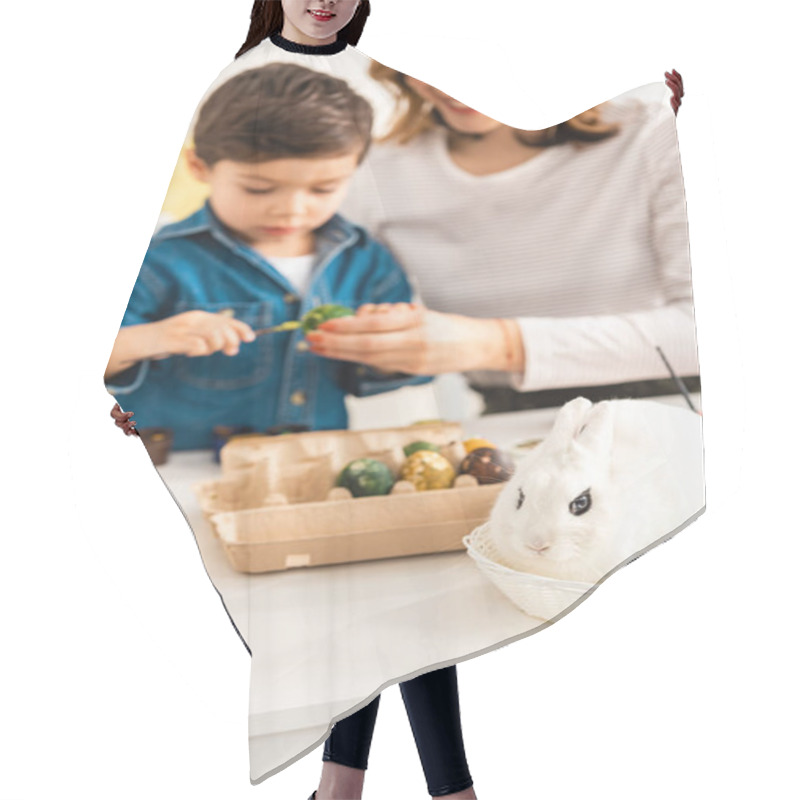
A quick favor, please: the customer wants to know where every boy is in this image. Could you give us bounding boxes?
[104,63,432,450]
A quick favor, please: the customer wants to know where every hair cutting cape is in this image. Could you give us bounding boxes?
[105,33,704,784]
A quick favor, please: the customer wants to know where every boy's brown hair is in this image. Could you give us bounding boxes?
[193,63,374,168]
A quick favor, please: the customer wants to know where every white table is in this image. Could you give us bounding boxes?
[155,393,700,782]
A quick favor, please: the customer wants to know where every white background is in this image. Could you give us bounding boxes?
[1,1,797,798]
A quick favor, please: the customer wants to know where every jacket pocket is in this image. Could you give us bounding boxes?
[173,301,275,391]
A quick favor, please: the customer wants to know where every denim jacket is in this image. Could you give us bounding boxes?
[105,199,433,450]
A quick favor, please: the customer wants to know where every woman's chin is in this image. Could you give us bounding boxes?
[439,112,499,136]
[449,122,498,137]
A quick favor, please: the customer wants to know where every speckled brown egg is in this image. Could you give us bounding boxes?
[459,447,515,484]
[400,450,455,491]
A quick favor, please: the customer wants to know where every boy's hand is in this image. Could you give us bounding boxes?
[153,310,256,359]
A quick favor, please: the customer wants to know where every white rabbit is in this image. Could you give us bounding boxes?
[487,397,705,583]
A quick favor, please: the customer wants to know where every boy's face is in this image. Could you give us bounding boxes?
[187,149,360,249]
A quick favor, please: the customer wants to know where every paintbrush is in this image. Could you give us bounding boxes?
[252,320,303,337]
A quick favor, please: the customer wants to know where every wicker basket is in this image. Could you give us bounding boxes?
[463,522,594,620]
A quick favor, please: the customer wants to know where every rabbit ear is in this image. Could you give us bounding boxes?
[572,400,615,459]
[548,397,594,448]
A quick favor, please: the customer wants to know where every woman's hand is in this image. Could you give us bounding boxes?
[111,402,139,437]
[305,302,524,375]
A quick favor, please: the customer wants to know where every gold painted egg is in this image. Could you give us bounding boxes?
[400,450,456,491]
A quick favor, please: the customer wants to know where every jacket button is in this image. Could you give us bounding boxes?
[295,339,310,352]
[289,390,307,406]
[283,292,299,304]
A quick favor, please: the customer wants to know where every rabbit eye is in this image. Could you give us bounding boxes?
[516,487,525,510]
[569,489,592,516]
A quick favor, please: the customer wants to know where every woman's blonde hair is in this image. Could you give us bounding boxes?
[369,62,621,148]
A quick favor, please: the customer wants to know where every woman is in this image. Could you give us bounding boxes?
[309,64,698,414]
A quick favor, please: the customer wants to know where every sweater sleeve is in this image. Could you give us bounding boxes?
[509,95,700,392]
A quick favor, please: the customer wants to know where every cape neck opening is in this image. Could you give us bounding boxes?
[269,32,348,55]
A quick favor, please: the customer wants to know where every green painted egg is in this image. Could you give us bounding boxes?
[403,440,442,458]
[336,458,395,498]
[302,304,354,333]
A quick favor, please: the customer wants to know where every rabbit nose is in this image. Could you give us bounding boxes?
[526,540,551,554]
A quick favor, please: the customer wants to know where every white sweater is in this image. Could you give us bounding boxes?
[339,87,700,392]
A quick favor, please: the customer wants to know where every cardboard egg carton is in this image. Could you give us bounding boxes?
[193,422,505,573]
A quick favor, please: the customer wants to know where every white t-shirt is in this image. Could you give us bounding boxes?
[339,87,699,392]
[265,253,316,297]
